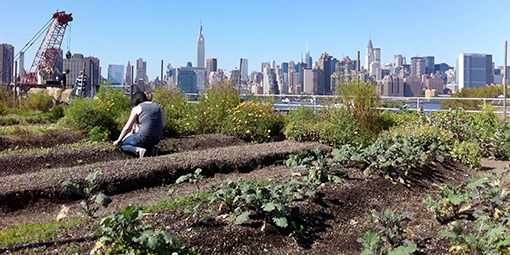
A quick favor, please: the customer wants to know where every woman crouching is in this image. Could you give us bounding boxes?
[113,91,166,157]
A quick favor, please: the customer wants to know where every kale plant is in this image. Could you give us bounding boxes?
[61,170,111,218]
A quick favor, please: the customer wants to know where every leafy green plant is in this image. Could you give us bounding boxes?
[424,183,471,223]
[363,132,428,183]
[94,205,195,255]
[370,209,413,248]
[450,140,483,171]
[61,170,111,218]
[24,92,54,112]
[439,220,510,254]
[88,126,111,142]
[358,229,416,255]
[176,168,205,192]
[212,178,299,228]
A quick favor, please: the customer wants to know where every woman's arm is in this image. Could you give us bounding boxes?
[113,106,141,145]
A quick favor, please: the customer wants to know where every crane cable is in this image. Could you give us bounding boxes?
[13,17,53,62]
[67,23,72,52]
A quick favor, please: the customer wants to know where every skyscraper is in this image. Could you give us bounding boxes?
[457,53,493,90]
[0,44,14,84]
[318,52,333,93]
[136,58,147,85]
[241,59,249,81]
[196,22,205,68]
[108,64,124,85]
[206,58,217,73]
[126,61,132,86]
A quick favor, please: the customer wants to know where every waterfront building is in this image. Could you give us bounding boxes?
[423,74,444,94]
[457,53,493,90]
[403,76,422,97]
[382,74,403,97]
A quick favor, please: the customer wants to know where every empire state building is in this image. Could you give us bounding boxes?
[196,23,205,68]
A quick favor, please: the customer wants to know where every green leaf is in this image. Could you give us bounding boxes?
[263,202,276,212]
[272,212,288,228]
[147,236,159,250]
[388,241,416,255]
[439,231,458,239]
[235,211,250,225]
[362,229,379,250]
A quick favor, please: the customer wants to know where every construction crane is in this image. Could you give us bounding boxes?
[22,11,73,84]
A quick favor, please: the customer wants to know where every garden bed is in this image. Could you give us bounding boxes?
[0,133,504,254]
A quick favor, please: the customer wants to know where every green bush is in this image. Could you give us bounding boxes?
[24,93,53,112]
[222,101,287,142]
[154,86,195,137]
[50,105,65,121]
[451,140,483,170]
[335,76,381,134]
[88,126,111,142]
[196,80,240,134]
[284,107,372,148]
[60,98,117,133]
[96,83,131,123]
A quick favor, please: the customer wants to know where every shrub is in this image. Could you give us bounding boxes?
[196,80,240,134]
[96,82,131,123]
[50,105,65,121]
[60,98,117,133]
[222,101,287,142]
[284,107,372,148]
[450,140,483,170]
[88,126,111,142]
[24,93,53,112]
[154,86,191,137]
[335,76,381,134]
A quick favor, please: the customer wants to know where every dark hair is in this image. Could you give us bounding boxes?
[131,91,148,107]
[65,69,70,73]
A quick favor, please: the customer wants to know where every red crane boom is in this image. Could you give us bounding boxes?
[24,11,73,84]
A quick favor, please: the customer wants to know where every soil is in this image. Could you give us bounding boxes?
[0,131,508,255]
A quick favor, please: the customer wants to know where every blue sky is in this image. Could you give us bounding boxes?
[2,0,509,80]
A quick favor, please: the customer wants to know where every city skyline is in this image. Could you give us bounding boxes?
[1,0,509,81]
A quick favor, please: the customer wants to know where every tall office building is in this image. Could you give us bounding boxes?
[196,22,205,68]
[108,64,125,85]
[457,53,493,90]
[206,58,217,73]
[411,57,426,78]
[318,52,333,94]
[136,58,147,85]
[261,62,269,72]
[241,58,248,81]
[63,53,100,94]
[126,61,132,86]
[0,44,14,84]
[365,37,374,72]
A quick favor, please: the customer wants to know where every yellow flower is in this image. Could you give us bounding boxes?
[186,123,189,125]
[268,129,271,133]
[354,131,358,135]
[246,130,250,133]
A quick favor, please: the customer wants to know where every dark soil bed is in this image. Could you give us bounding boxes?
[0,132,501,254]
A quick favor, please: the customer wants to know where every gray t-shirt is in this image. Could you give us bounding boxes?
[138,102,163,139]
